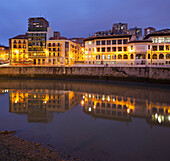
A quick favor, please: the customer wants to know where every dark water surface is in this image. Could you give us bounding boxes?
[0,79,170,161]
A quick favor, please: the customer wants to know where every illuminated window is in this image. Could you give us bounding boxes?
[96,55,100,60]
[158,38,164,43]
[166,45,170,51]
[152,38,158,43]
[165,38,170,43]
[102,55,105,60]
[166,54,170,59]
[97,48,100,52]
[112,55,116,59]
[107,55,111,60]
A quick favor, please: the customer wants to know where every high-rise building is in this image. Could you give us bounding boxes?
[27,17,53,65]
[112,23,128,34]
[28,17,49,32]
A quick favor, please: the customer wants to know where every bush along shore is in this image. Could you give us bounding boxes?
[0,131,78,161]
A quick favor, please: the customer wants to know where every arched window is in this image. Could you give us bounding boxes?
[112,55,116,59]
[130,54,134,59]
[123,54,128,59]
[166,54,170,59]
[102,55,105,60]
[159,54,164,59]
[136,54,145,59]
[118,54,122,59]
[148,54,150,59]
[96,55,100,60]
[152,54,157,59]
[107,55,111,60]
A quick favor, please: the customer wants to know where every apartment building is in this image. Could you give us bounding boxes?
[0,45,9,62]
[144,32,170,65]
[27,17,53,65]
[47,37,82,65]
[9,35,29,65]
[84,34,132,65]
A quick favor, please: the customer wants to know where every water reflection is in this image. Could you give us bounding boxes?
[4,88,170,126]
[9,89,82,123]
[82,93,170,127]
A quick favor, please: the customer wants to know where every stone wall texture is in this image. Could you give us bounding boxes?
[0,66,169,82]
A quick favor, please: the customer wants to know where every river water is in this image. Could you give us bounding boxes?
[0,79,170,161]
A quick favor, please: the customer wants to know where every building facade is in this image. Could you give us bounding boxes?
[0,45,9,62]
[47,37,82,65]
[27,17,53,65]
[144,32,170,65]
[9,35,29,65]
[84,35,132,65]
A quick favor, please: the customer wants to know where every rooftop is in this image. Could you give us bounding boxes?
[9,35,28,40]
[84,34,132,41]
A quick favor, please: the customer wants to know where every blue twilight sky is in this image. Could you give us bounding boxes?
[0,0,170,46]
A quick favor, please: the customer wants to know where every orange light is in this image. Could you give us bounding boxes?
[81,100,84,106]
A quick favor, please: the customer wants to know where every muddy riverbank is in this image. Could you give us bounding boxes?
[0,131,77,161]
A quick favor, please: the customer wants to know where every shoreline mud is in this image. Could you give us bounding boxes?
[0,131,77,161]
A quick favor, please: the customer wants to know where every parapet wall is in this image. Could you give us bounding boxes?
[0,66,169,83]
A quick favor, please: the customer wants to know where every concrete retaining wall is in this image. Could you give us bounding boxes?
[0,66,169,83]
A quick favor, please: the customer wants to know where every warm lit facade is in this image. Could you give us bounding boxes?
[82,92,170,126]
[144,32,170,65]
[9,35,30,65]
[0,45,9,62]
[84,35,132,65]
[47,38,82,65]
[9,89,82,122]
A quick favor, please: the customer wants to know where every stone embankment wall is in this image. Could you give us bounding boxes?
[0,66,169,82]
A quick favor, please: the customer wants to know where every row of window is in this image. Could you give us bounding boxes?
[152,37,170,43]
[13,40,26,44]
[49,53,60,57]
[13,45,26,49]
[48,43,60,47]
[148,53,170,59]
[48,48,60,52]
[28,33,46,36]
[152,45,170,51]
[95,39,128,45]
[96,47,128,52]
[28,38,45,41]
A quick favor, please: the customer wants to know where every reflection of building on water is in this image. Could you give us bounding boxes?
[9,89,81,123]
[82,93,170,127]
[0,89,9,95]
